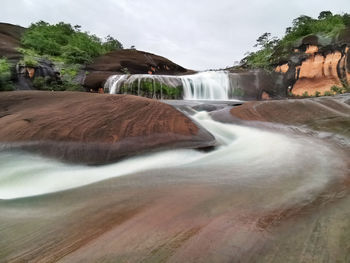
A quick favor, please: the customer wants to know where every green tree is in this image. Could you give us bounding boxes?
[240,11,349,69]
[241,32,279,69]
[21,21,123,64]
[318,11,333,20]
[103,35,123,51]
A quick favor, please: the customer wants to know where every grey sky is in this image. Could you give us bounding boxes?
[1,0,349,70]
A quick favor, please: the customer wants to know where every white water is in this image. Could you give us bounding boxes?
[181,71,230,100]
[105,74,182,96]
[105,71,230,100]
[0,112,345,203]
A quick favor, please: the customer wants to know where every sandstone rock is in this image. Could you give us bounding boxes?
[84,49,194,91]
[274,29,350,96]
[0,91,215,164]
[230,94,350,136]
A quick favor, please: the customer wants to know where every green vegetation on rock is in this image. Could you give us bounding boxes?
[21,21,123,64]
[241,11,350,69]
[16,21,123,91]
[0,58,14,91]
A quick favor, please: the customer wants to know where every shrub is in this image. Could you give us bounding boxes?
[241,11,349,69]
[324,91,333,96]
[33,76,84,92]
[330,85,344,94]
[21,21,123,64]
[302,91,309,97]
[343,84,350,93]
[21,56,39,67]
[315,91,321,97]
[32,76,50,90]
[0,58,14,91]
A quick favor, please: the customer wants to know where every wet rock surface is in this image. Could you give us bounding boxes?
[227,69,287,100]
[0,91,215,164]
[230,94,350,137]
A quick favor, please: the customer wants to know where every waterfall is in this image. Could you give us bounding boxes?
[181,71,230,100]
[105,71,231,100]
[104,74,182,96]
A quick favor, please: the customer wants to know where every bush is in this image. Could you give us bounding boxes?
[330,85,344,94]
[32,76,84,92]
[315,91,321,97]
[324,91,333,96]
[32,76,50,90]
[241,11,349,69]
[302,91,309,97]
[343,84,350,93]
[0,58,14,91]
[21,21,123,64]
[21,56,39,67]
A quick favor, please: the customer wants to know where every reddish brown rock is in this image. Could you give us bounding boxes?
[0,23,25,62]
[0,91,215,164]
[274,28,350,97]
[84,49,194,91]
[291,47,343,96]
[230,95,350,136]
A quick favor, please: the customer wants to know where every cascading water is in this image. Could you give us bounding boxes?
[105,74,182,96]
[105,71,231,100]
[181,71,230,100]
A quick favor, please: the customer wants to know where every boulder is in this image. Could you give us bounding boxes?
[84,49,194,91]
[0,91,215,164]
[0,23,25,63]
[230,94,350,136]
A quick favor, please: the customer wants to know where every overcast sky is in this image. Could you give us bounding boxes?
[1,0,349,70]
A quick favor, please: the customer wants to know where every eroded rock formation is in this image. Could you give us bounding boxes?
[0,91,215,164]
[230,94,350,136]
[275,29,350,96]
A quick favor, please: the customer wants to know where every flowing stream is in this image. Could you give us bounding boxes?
[0,111,345,204]
[0,107,348,262]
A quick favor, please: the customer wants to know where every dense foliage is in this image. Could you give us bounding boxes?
[0,58,14,91]
[13,21,124,92]
[21,21,123,64]
[241,11,349,69]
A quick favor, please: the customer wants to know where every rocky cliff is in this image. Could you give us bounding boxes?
[275,28,350,96]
